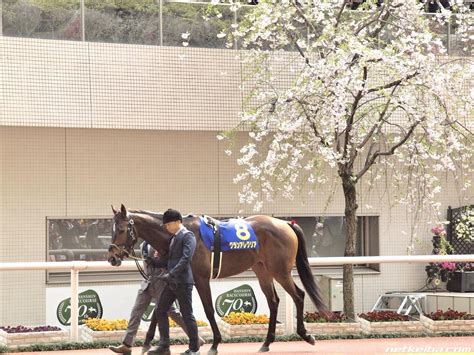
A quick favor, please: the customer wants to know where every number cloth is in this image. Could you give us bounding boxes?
[199,216,260,251]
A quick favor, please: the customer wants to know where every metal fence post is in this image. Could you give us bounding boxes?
[80,0,85,42]
[70,267,79,341]
[447,16,451,56]
[159,0,163,46]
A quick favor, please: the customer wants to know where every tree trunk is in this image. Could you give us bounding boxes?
[342,175,358,319]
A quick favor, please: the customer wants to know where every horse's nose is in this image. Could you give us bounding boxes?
[108,256,121,266]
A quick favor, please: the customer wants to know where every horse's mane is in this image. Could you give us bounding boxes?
[129,209,195,220]
[129,209,163,220]
[128,209,197,227]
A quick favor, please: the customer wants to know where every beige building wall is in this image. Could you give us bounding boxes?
[1,126,472,325]
[0,37,473,326]
[0,37,242,130]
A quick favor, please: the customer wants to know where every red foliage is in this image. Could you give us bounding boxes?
[358,311,410,322]
[303,311,348,323]
[426,309,474,321]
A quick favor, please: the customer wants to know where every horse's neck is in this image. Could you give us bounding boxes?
[131,213,170,252]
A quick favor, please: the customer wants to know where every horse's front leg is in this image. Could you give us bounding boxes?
[195,276,221,355]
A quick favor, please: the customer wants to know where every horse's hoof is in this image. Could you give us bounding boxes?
[258,345,270,352]
[207,348,218,355]
[305,334,315,345]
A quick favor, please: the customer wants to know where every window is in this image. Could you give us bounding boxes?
[46,214,379,283]
[48,218,113,262]
[46,217,144,284]
[286,216,379,268]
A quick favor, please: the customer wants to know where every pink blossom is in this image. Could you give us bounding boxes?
[431,225,446,236]
[440,262,456,271]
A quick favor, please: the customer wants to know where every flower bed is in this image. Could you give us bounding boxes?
[168,319,212,339]
[0,325,68,348]
[303,312,361,335]
[420,309,474,334]
[80,318,145,343]
[357,311,423,335]
[219,312,284,338]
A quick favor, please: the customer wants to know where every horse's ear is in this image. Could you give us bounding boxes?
[120,204,128,216]
[111,205,118,214]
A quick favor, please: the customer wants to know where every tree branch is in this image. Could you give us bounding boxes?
[356,121,419,181]
[294,97,331,148]
[357,85,399,150]
[335,0,349,29]
[367,71,418,94]
[293,0,319,35]
[286,29,313,67]
[343,66,368,164]
[354,3,388,36]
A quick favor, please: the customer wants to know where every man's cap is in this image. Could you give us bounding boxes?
[163,208,183,224]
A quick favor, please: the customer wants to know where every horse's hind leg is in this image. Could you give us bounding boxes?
[274,274,315,345]
[252,262,280,353]
[194,276,221,355]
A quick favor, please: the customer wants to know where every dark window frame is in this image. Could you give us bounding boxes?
[46,216,145,284]
[277,215,380,271]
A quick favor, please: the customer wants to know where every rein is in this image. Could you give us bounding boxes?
[110,218,149,281]
[132,249,149,281]
[127,219,150,281]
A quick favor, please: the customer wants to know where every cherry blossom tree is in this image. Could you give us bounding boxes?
[219,0,474,317]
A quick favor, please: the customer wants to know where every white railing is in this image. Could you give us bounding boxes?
[0,261,138,341]
[2,254,474,340]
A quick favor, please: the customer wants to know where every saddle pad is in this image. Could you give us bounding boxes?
[199,217,259,251]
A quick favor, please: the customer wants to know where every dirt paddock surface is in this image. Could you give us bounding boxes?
[8,337,474,355]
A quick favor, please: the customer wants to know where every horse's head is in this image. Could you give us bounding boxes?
[108,204,137,266]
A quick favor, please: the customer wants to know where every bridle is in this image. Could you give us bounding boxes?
[110,217,149,280]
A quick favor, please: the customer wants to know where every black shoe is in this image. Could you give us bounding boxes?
[109,344,132,355]
[147,345,171,355]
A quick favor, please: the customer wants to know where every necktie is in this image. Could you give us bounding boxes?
[169,235,176,249]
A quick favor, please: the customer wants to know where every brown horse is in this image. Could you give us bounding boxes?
[108,204,326,354]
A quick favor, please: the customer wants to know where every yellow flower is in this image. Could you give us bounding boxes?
[84,318,128,331]
[221,312,269,325]
[169,318,208,327]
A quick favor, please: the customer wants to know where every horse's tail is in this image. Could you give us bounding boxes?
[288,222,328,313]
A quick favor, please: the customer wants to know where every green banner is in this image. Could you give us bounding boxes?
[215,284,257,317]
[141,301,156,322]
[56,289,103,326]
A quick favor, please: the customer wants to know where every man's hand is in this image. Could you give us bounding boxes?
[158,272,170,282]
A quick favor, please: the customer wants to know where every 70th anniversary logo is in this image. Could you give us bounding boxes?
[215,284,257,317]
[56,289,103,326]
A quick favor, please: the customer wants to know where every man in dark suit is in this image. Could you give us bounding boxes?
[148,209,200,355]
[109,241,191,355]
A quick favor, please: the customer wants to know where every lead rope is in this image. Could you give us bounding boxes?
[127,218,149,281]
[131,247,149,281]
